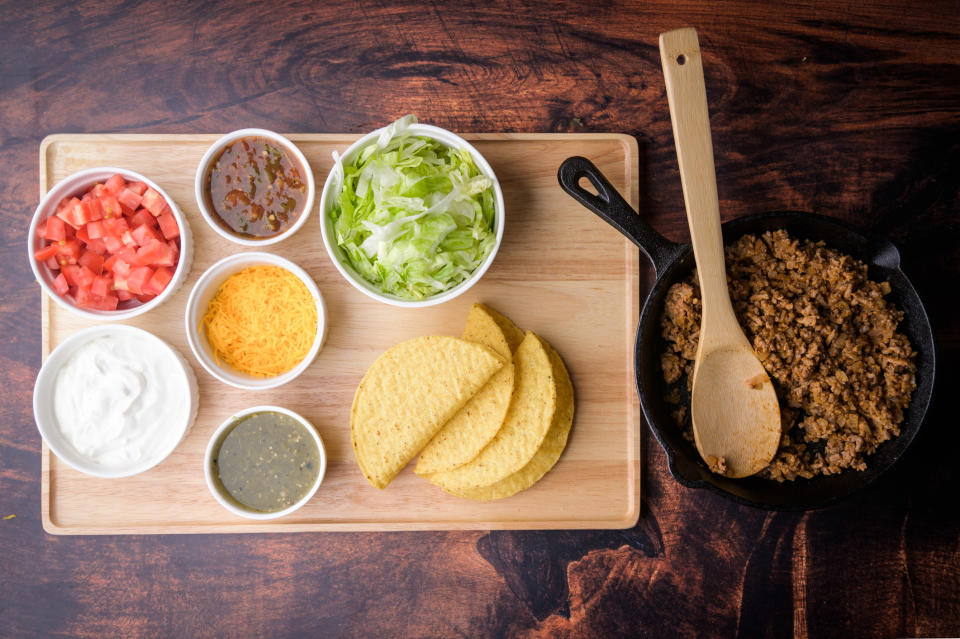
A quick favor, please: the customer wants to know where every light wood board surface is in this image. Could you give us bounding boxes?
[39,133,641,534]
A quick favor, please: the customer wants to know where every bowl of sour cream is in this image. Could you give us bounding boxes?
[33,325,199,478]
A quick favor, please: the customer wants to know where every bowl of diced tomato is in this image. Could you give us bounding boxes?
[28,168,192,320]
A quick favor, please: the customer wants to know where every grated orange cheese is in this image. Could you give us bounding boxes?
[202,265,318,377]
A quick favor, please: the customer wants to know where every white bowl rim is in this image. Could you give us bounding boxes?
[33,324,196,478]
[184,251,327,390]
[194,128,316,247]
[203,405,327,520]
[28,166,193,321]
[318,122,505,308]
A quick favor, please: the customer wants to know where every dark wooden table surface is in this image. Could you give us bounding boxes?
[2,1,958,637]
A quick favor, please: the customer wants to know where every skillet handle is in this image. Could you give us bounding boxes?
[558,156,682,275]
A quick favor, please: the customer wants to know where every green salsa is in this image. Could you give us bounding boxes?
[213,411,320,513]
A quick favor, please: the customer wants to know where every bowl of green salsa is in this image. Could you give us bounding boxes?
[204,406,326,519]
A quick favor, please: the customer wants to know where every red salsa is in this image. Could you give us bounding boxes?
[205,137,308,238]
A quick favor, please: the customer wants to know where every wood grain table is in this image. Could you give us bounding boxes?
[1,1,957,637]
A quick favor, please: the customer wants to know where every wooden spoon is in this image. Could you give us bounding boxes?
[659,28,781,478]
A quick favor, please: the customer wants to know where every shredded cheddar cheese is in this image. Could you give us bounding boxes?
[202,265,318,377]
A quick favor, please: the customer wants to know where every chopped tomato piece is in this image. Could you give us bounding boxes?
[115,288,134,301]
[135,239,176,267]
[34,244,60,261]
[52,273,69,296]
[145,266,174,296]
[112,257,133,277]
[135,293,156,303]
[44,216,68,241]
[103,234,124,254]
[104,174,127,195]
[103,216,130,236]
[100,194,123,219]
[86,238,108,255]
[75,286,119,311]
[131,224,162,246]
[117,188,143,211]
[86,220,106,239]
[55,198,85,228]
[127,181,148,196]
[121,230,137,247]
[56,240,82,264]
[126,266,154,295]
[156,211,180,239]
[45,256,60,271]
[75,265,96,288]
[61,264,81,287]
[84,194,104,221]
[129,209,156,229]
[91,275,111,297]
[78,250,104,274]
[140,188,167,216]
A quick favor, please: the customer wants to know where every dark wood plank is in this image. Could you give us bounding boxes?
[1,0,958,637]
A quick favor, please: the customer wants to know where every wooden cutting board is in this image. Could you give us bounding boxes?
[39,133,641,534]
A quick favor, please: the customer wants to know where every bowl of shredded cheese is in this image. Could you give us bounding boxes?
[184,252,326,389]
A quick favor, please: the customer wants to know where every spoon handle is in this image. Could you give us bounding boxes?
[660,28,744,347]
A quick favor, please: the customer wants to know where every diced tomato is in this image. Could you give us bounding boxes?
[141,188,167,216]
[127,181,148,196]
[131,223,162,246]
[86,220,106,239]
[85,238,108,255]
[91,275,111,297]
[56,240,82,264]
[117,188,143,211]
[78,250,104,274]
[61,264,81,287]
[100,194,123,219]
[103,216,129,236]
[52,273,69,296]
[75,286,119,311]
[55,198,84,228]
[34,244,59,262]
[43,216,68,241]
[104,174,127,195]
[145,266,174,296]
[126,266,154,295]
[42,176,179,310]
[75,265,96,288]
[156,211,180,239]
[112,257,133,277]
[135,239,176,267]
[129,209,156,229]
[103,234,124,254]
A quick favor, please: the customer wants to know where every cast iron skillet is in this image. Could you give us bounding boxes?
[558,156,936,510]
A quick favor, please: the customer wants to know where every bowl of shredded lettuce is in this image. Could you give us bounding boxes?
[320,115,504,306]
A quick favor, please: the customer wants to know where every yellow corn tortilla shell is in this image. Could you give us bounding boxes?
[480,304,525,354]
[415,305,517,475]
[449,339,574,501]
[424,331,556,493]
[461,303,513,361]
[351,335,504,489]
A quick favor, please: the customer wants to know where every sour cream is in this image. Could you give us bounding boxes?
[52,332,190,471]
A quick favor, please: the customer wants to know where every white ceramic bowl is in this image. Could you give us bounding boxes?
[204,405,327,520]
[318,122,505,307]
[195,128,315,246]
[184,252,326,390]
[28,167,193,321]
[33,325,199,478]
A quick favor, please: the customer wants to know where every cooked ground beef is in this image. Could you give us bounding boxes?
[659,229,917,481]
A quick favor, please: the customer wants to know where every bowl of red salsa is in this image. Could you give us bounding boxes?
[28,168,193,320]
[195,129,315,246]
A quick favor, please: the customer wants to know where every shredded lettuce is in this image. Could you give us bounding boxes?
[330,115,496,300]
